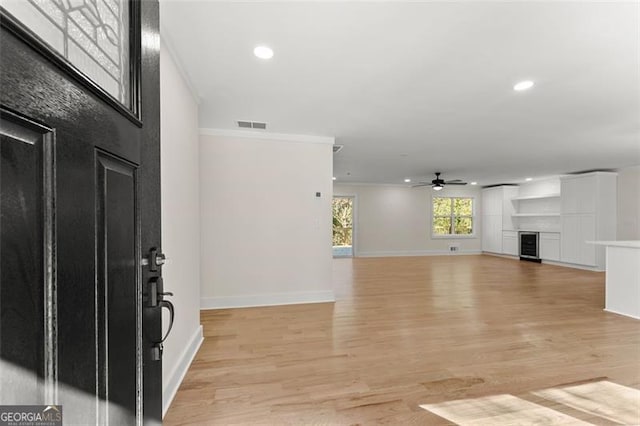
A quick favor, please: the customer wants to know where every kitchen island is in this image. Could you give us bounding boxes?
[589,241,640,319]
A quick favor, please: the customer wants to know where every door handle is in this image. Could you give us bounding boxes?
[147,278,175,347]
[148,277,173,307]
[150,299,175,361]
[156,299,175,345]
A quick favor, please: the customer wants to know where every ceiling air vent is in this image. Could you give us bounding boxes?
[237,120,267,130]
[333,145,343,154]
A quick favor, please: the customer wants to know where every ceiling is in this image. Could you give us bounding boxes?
[160,1,640,186]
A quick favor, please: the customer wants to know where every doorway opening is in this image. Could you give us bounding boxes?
[332,196,354,257]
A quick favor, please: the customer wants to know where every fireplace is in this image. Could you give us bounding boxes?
[519,231,540,262]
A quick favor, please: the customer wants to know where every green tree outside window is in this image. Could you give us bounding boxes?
[433,197,474,235]
[333,197,353,246]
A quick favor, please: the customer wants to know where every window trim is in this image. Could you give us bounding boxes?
[431,195,476,239]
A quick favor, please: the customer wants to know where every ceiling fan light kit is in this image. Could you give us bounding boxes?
[412,172,468,189]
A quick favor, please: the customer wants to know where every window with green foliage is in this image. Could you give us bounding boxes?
[432,197,474,236]
[332,197,353,247]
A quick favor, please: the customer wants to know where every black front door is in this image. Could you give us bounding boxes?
[0,1,164,424]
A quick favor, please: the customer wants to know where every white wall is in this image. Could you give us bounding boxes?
[333,184,482,256]
[200,131,334,309]
[160,42,203,416]
[617,165,640,240]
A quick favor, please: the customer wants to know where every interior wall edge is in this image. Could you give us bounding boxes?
[159,25,200,104]
[162,325,204,418]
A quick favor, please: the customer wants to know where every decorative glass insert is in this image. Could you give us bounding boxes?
[1,0,131,106]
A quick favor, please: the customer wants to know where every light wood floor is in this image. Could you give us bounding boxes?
[165,255,640,425]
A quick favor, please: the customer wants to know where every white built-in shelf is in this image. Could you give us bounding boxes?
[511,193,561,201]
[512,213,560,217]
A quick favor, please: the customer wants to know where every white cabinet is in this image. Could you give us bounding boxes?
[578,175,597,214]
[560,216,580,264]
[540,232,560,261]
[482,215,502,253]
[483,188,502,215]
[561,177,579,214]
[580,215,596,265]
[482,186,518,254]
[560,215,596,266]
[560,172,616,269]
[502,231,518,256]
[561,175,597,215]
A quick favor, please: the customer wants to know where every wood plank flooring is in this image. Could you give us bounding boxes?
[164,255,640,424]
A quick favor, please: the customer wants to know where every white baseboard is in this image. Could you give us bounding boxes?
[483,252,605,272]
[603,308,640,320]
[542,259,604,272]
[357,249,482,258]
[162,325,204,418]
[200,290,336,310]
[482,252,519,260]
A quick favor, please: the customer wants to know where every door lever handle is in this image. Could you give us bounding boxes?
[155,300,175,345]
[151,299,175,361]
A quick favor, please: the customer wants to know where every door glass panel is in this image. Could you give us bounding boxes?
[1,0,130,106]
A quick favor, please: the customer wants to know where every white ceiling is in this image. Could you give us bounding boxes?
[161,1,640,186]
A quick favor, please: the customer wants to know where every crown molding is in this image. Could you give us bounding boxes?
[199,128,335,145]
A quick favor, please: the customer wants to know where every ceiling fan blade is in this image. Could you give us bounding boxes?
[411,183,432,188]
[445,182,468,185]
[445,179,463,183]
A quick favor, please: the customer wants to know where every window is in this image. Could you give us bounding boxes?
[3,0,131,106]
[432,197,474,236]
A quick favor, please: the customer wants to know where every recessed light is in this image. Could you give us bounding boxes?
[404,178,411,183]
[254,45,274,59]
[514,80,534,91]
[332,177,336,181]
[525,177,533,181]
[470,182,477,185]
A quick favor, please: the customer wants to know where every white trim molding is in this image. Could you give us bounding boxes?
[357,250,482,258]
[484,253,606,272]
[541,259,604,272]
[483,252,519,260]
[201,290,336,310]
[604,309,640,320]
[200,128,335,145]
[162,325,204,418]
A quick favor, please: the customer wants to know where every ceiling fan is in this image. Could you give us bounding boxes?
[412,172,468,191]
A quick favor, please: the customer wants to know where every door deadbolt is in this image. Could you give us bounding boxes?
[142,247,166,272]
